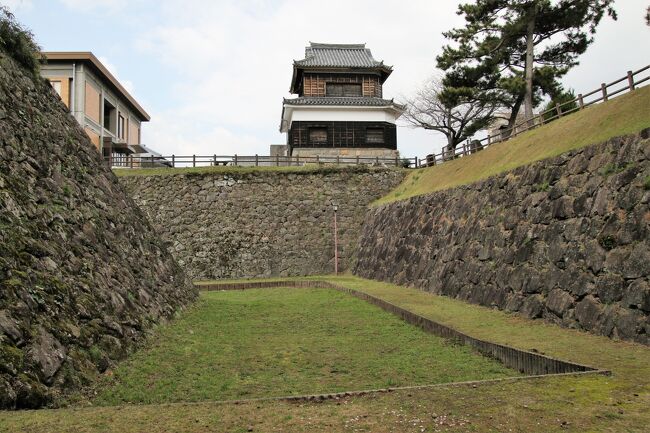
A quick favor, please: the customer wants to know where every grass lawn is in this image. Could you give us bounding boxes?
[89,287,516,405]
[2,276,649,432]
[376,84,650,205]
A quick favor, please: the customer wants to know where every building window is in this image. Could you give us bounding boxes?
[118,114,125,140]
[309,127,328,145]
[326,83,362,97]
[49,80,62,97]
[366,127,385,144]
[103,99,116,132]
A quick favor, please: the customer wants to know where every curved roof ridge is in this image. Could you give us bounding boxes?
[309,42,367,49]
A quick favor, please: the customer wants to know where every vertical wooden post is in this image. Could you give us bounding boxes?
[415,156,418,168]
[129,154,133,169]
[627,71,635,90]
[556,103,562,118]
[462,141,467,156]
[151,154,154,167]
[276,154,279,166]
[578,94,584,109]
[601,83,608,102]
[255,154,259,166]
[375,156,379,165]
[234,154,238,166]
[336,155,340,165]
[395,155,399,167]
[296,155,299,166]
[356,155,359,165]
[213,154,216,166]
[172,154,175,168]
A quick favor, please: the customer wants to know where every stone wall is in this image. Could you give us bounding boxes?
[0,50,195,409]
[355,131,650,344]
[120,167,405,281]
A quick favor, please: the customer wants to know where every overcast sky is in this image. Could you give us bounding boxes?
[5,0,650,158]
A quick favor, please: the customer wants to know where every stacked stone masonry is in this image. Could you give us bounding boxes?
[120,168,405,281]
[0,50,195,409]
[355,131,650,345]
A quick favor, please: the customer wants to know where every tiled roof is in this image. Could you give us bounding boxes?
[284,97,404,108]
[294,43,391,70]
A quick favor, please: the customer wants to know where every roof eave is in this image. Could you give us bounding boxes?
[42,51,151,122]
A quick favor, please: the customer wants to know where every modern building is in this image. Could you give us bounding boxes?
[280,43,404,160]
[40,52,151,165]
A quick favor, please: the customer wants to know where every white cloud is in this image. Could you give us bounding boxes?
[125,0,648,158]
[135,0,463,157]
[97,55,135,94]
[2,0,33,12]
[58,0,128,13]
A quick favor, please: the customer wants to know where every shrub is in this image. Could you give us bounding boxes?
[0,6,43,75]
[542,90,578,123]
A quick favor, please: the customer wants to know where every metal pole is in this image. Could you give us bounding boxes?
[333,204,338,276]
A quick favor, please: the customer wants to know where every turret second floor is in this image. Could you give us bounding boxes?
[290,43,393,98]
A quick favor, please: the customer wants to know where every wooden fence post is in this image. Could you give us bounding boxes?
[556,103,562,117]
[316,155,320,164]
[171,154,175,168]
[234,154,238,166]
[151,154,155,167]
[356,155,359,165]
[414,156,418,168]
[627,71,635,90]
[213,154,216,166]
[578,94,584,109]
[128,154,133,169]
[336,155,340,165]
[601,83,608,102]
[395,155,399,167]
[255,154,259,166]
[276,154,279,166]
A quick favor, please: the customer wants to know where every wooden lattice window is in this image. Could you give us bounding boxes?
[309,127,328,145]
[366,128,385,144]
[326,83,362,97]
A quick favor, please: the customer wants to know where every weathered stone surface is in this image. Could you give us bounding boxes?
[0,50,196,408]
[120,168,405,280]
[355,130,650,344]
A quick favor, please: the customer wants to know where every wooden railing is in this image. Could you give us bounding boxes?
[106,65,649,171]
[106,153,420,169]
[417,64,650,167]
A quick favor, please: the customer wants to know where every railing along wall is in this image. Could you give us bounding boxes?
[105,65,649,171]
[417,65,650,167]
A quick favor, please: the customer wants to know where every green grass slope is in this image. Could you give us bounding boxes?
[2,276,649,432]
[377,85,650,205]
[90,288,515,405]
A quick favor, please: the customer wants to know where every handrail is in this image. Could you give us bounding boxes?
[416,64,650,168]
[104,65,649,171]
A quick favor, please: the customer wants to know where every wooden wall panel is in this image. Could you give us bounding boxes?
[289,121,396,149]
[302,74,382,97]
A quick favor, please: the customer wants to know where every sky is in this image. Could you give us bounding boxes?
[4,0,650,158]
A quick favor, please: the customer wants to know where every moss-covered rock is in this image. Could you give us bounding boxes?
[0,47,197,408]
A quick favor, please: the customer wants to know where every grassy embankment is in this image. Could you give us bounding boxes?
[88,287,515,405]
[377,84,650,205]
[2,276,649,432]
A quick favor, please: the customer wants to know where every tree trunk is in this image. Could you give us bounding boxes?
[524,11,536,124]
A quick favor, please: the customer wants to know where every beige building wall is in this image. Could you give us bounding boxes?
[84,81,101,124]
[84,127,100,149]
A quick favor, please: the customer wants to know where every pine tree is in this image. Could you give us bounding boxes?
[437,0,617,129]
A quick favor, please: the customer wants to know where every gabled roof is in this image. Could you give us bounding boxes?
[295,43,389,69]
[42,52,150,122]
[290,42,393,94]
